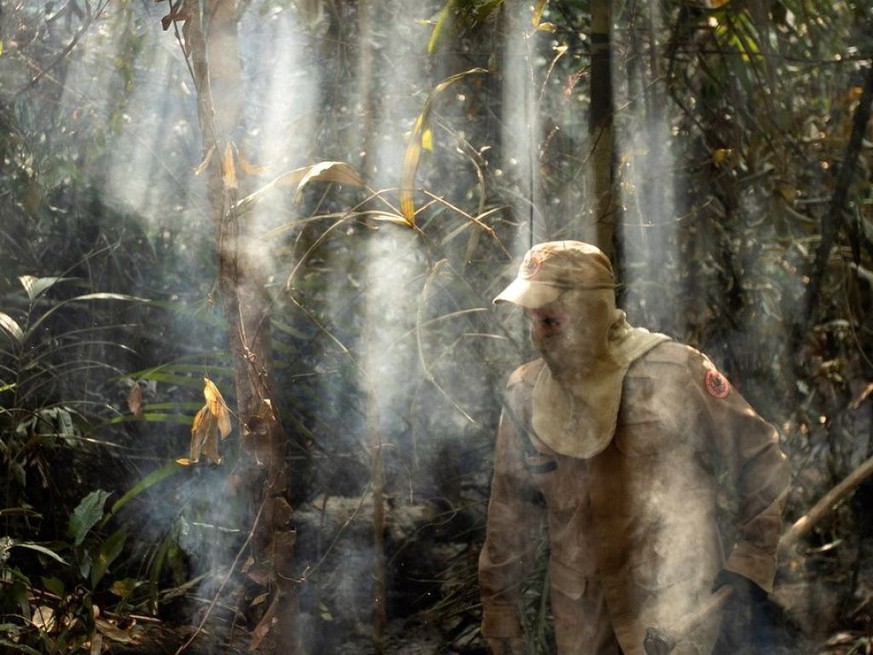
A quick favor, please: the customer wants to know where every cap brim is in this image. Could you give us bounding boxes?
[493,279,563,308]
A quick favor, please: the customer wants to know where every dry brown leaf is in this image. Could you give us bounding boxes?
[399,68,485,224]
[238,153,269,176]
[160,6,190,31]
[201,428,221,465]
[203,377,232,438]
[275,161,366,197]
[184,378,233,464]
[95,618,133,644]
[250,594,280,652]
[190,405,214,463]
[221,143,238,191]
[127,383,143,417]
[32,605,56,632]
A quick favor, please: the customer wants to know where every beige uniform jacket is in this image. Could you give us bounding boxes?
[479,341,790,655]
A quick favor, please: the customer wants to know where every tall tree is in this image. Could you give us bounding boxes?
[589,0,617,258]
[170,1,300,652]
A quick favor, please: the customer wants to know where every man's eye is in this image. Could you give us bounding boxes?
[542,317,560,327]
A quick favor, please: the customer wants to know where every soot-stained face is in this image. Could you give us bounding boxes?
[524,289,617,374]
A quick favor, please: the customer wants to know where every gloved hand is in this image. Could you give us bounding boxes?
[712,569,778,653]
[486,637,524,655]
[711,569,767,605]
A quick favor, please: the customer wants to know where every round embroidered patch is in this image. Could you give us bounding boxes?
[704,369,731,399]
[521,252,544,279]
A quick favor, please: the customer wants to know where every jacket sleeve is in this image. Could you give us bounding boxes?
[479,379,544,639]
[694,353,790,594]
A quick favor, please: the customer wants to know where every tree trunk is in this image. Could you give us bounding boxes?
[182,1,300,652]
[800,59,873,328]
[589,0,617,259]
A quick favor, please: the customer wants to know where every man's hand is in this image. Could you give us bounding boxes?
[713,569,783,652]
[486,637,524,655]
[711,569,767,604]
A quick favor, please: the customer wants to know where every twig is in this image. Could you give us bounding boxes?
[174,496,266,655]
[779,452,873,558]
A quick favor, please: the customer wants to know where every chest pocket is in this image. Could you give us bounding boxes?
[614,377,690,457]
[524,451,557,474]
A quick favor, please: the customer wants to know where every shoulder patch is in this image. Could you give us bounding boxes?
[704,368,731,399]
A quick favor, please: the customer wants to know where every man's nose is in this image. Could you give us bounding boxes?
[531,320,558,340]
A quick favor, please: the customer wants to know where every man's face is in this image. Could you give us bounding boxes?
[524,290,616,372]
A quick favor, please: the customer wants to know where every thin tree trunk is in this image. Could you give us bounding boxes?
[182,1,299,652]
[800,59,873,328]
[356,5,387,650]
[589,0,617,259]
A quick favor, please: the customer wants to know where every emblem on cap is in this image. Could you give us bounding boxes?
[704,369,730,399]
[521,252,544,279]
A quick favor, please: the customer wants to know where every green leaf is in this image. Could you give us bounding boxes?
[42,576,66,597]
[71,292,149,303]
[68,490,111,547]
[0,312,23,344]
[108,460,185,520]
[11,541,69,565]
[0,637,42,654]
[55,407,75,439]
[18,275,77,301]
[428,1,455,54]
[91,527,127,588]
[78,551,92,581]
[110,577,137,599]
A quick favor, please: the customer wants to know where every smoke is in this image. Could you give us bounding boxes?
[4,0,854,652]
[611,2,681,336]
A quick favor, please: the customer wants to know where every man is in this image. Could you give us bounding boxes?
[479,241,790,655]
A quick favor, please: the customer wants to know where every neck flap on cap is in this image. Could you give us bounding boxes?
[531,319,669,458]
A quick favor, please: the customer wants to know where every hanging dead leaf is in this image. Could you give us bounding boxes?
[238,152,268,176]
[399,68,486,224]
[203,377,232,438]
[160,5,191,31]
[201,427,221,465]
[275,161,366,199]
[182,378,233,465]
[233,161,365,216]
[221,142,238,191]
[190,405,215,464]
[127,384,143,417]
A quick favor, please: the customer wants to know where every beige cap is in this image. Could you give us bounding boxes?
[493,240,615,308]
